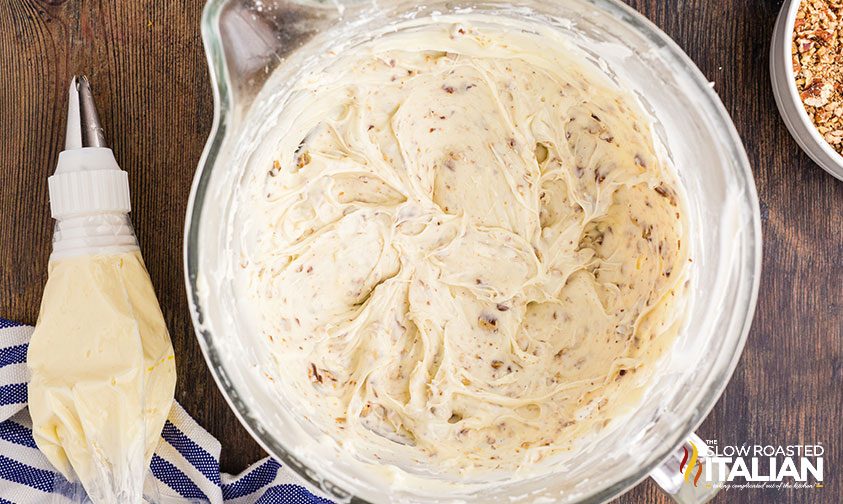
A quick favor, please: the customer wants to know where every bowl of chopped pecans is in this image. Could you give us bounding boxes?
[772,0,843,180]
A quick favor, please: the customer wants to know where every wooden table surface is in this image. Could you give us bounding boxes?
[1,0,840,502]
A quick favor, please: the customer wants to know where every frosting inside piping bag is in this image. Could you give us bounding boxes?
[28,251,176,502]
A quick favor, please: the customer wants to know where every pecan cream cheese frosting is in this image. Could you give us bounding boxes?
[237,20,690,477]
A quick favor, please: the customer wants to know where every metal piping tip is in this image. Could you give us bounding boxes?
[65,75,107,150]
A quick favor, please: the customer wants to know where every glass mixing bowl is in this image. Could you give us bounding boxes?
[184,0,762,502]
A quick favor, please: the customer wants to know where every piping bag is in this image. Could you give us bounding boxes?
[27,76,177,503]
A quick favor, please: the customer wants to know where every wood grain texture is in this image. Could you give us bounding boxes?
[0,0,839,502]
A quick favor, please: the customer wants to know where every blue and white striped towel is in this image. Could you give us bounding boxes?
[0,318,335,504]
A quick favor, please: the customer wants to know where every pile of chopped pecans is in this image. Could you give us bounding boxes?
[793,0,843,151]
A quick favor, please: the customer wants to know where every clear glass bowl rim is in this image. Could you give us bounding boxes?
[184,0,763,502]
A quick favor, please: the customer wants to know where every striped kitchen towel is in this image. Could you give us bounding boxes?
[0,318,334,504]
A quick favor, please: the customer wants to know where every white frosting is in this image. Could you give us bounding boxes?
[232,16,689,487]
[28,251,176,502]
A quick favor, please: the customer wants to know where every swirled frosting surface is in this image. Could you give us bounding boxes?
[237,20,689,476]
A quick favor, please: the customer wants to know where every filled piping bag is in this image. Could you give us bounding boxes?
[27,76,177,503]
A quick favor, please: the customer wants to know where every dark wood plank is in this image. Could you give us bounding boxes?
[0,0,265,473]
[0,1,839,502]
[617,1,843,503]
